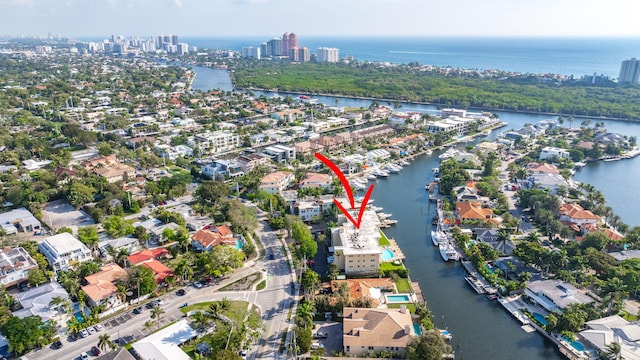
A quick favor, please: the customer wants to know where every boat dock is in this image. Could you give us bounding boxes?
[497,297,530,325]
[461,260,497,294]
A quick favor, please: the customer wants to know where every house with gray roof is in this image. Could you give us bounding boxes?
[0,208,42,234]
[525,279,595,314]
[13,282,70,323]
[579,315,640,360]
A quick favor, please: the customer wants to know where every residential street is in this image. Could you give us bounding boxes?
[30,208,296,360]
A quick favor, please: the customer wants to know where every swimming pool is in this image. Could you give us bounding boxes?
[485,264,496,274]
[385,294,411,303]
[381,249,395,260]
[413,323,422,335]
[562,336,586,352]
[235,239,243,250]
[532,312,548,326]
[74,312,84,323]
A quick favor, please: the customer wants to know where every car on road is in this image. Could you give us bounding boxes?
[79,352,89,360]
[52,340,63,349]
[94,324,103,332]
[79,329,89,338]
[133,307,144,314]
[91,346,101,356]
[179,303,188,309]
[313,331,328,339]
[176,289,186,296]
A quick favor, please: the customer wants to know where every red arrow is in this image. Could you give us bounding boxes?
[315,152,374,229]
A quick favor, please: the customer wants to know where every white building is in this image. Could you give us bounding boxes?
[525,279,594,314]
[330,208,382,276]
[0,247,38,287]
[194,131,239,154]
[0,208,42,234]
[317,47,339,63]
[539,146,570,160]
[38,233,93,271]
[13,282,70,324]
[259,171,294,194]
[262,145,296,163]
[242,46,261,59]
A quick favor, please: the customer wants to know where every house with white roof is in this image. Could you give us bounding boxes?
[539,146,570,161]
[131,319,196,360]
[525,279,595,314]
[13,282,70,324]
[38,232,93,271]
[579,315,640,360]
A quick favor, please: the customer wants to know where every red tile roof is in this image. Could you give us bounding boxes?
[191,225,235,249]
[127,248,169,265]
[140,260,173,284]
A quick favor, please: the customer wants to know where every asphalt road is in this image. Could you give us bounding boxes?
[30,207,296,360]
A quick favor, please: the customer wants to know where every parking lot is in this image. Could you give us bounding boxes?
[311,322,342,355]
[104,312,132,328]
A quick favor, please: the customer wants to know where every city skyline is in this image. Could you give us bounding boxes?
[1,0,640,38]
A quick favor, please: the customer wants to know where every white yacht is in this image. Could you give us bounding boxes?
[431,229,447,246]
[372,169,389,178]
[439,242,460,262]
[399,159,410,166]
[384,164,401,173]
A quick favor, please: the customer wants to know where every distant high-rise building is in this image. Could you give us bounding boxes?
[619,58,640,84]
[282,32,298,57]
[260,43,268,57]
[171,35,179,45]
[177,43,189,55]
[267,38,283,56]
[289,47,299,62]
[242,46,261,59]
[317,47,339,63]
[297,47,310,62]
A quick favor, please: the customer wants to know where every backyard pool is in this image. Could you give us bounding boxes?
[485,264,496,274]
[532,312,548,326]
[235,239,243,250]
[562,336,586,352]
[381,249,395,261]
[413,323,422,335]
[385,294,411,303]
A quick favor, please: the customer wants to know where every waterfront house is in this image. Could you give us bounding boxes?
[38,232,93,272]
[330,278,394,307]
[559,203,601,226]
[81,263,127,308]
[539,146,570,161]
[608,249,640,262]
[527,172,570,194]
[343,306,416,358]
[525,279,595,314]
[579,315,640,360]
[455,201,498,226]
[527,162,560,174]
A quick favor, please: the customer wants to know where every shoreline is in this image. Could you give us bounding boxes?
[237,86,640,123]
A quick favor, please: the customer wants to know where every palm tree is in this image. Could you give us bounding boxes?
[295,301,315,329]
[97,333,113,352]
[143,320,154,333]
[219,297,231,311]
[150,306,165,330]
[601,277,628,316]
[209,302,221,320]
[116,248,130,268]
[191,311,212,331]
[605,341,623,360]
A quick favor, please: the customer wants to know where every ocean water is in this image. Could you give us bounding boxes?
[184,36,640,78]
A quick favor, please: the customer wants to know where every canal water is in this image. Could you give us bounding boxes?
[188,65,640,359]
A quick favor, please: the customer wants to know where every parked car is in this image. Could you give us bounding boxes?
[87,326,96,335]
[79,329,89,338]
[176,289,186,296]
[311,342,324,350]
[52,340,63,349]
[193,281,203,289]
[146,302,156,309]
[94,324,103,332]
[313,331,328,339]
[179,303,188,309]
[133,307,144,314]
[79,352,89,360]
[91,346,101,356]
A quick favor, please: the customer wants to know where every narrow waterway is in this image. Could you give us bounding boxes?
[187,64,640,359]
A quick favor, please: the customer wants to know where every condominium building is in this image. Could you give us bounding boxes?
[619,58,640,84]
[282,32,298,56]
[317,47,340,63]
[194,131,240,154]
[259,171,294,194]
[266,38,283,56]
[38,233,93,271]
[330,209,382,276]
[242,46,261,59]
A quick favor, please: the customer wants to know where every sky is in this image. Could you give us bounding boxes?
[1,0,640,39]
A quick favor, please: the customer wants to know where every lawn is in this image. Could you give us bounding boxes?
[387,303,416,313]
[394,278,412,293]
[379,230,391,246]
[180,300,249,318]
[380,262,404,272]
